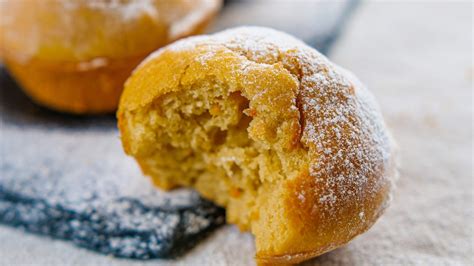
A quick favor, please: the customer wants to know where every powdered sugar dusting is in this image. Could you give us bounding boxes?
[216,27,394,219]
[141,26,396,221]
[1,0,220,63]
[73,0,158,21]
[77,57,109,71]
[170,0,221,39]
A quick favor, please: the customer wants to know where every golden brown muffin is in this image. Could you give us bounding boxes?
[118,27,397,264]
[0,0,221,114]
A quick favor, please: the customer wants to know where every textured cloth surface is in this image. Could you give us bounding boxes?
[0,2,472,266]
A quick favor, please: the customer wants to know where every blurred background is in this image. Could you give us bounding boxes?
[0,1,472,265]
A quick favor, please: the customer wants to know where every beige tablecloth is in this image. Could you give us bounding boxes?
[0,2,472,265]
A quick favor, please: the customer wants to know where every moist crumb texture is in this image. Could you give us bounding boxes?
[118,26,397,264]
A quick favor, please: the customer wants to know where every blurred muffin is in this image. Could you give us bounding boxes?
[0,0,221,114]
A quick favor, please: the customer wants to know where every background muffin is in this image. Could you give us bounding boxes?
[0,0,222,114]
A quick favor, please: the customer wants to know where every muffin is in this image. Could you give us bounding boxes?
[118,27,397,264]
[0,0,221,113]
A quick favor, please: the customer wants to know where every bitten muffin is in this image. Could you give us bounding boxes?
[0,0,221,114]
[118,27,397,264]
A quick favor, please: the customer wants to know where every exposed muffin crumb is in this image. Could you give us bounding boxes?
[118,27,397,264]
